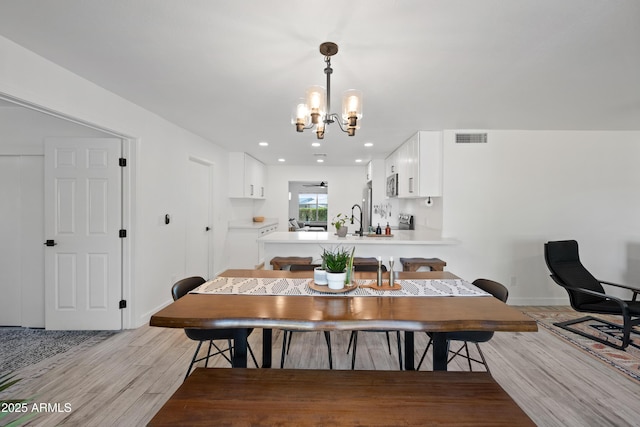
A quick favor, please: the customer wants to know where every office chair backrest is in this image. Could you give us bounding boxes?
[172,276,206,301]
[544,240,604,306]
[472,279,508,302]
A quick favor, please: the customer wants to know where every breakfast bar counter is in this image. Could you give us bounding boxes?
[258,230,459,269]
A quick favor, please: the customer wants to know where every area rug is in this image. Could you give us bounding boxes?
[0,327,118,374]
[525,309,640,383]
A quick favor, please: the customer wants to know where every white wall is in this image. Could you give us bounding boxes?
[262,165,366,233]
[439,130,640,304]
[0,35,233,328]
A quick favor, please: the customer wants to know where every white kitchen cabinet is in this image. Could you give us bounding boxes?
[227,220,279,268]
[229,152,267,199]
[365,161,373,182]
[385,131,443,198]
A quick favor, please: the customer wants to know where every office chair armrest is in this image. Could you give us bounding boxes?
[599,280,640,300]
[550,275,632,318]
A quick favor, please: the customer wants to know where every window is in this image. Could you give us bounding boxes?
[298,193,328,222]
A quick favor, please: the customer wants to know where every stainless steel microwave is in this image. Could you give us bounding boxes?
[386,173,398,197]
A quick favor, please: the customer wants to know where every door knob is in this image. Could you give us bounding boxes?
[205,226,211,231]
[44,240,57,246]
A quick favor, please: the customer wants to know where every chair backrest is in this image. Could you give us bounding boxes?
[472,279,509,303]
[354,264,387,272]
[289,264,321,271]
[172,276,206,301]
[544,240,605,307]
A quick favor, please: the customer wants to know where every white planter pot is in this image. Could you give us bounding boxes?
[326,271,346,290]
[314,267,328,285]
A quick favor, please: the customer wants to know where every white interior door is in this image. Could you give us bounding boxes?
[0,156,44,328]
[0,157,23,325]
[185,157,214,279]
[44,138,122,330]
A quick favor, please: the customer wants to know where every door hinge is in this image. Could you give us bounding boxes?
[119,300,127,309]
[119,229,127,238]
[119,158,127,167]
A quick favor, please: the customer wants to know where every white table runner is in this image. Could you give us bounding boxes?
[191,277,490,297]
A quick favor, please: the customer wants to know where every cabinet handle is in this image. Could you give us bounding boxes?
[250,184,254,196]
[409,177,414,193]
[391,165,395,173]
[261,187,264,197]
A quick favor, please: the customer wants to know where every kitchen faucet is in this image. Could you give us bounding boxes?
[351,203,363,236]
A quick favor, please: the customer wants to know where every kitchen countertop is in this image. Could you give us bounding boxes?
[228,218,278,229]
[257,230,458,245]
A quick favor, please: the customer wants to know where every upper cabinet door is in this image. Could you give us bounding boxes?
[229,152,266,199]
[384,131,443,199]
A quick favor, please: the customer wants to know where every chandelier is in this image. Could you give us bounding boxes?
[292,42,363,139]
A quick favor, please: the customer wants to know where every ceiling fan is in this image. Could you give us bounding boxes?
[303,181,329,188]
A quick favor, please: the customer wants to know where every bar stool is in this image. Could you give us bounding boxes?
[399,257,447,272]
[270,256,313,270]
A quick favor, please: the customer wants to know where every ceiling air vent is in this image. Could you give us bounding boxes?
[456,133,488,144]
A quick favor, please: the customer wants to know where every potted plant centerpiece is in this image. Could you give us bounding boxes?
[322,246,352,290]
[331,213,349,237]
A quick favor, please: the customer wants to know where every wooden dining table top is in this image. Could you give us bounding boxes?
[149,269,538,334]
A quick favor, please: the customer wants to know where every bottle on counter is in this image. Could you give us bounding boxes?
[385,222,391,235]
[376,223,382,235]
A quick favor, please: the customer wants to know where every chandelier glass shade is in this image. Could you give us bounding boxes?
[292,42,362,139]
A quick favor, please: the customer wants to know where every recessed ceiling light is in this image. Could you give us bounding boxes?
[364,142,373,147]
[355,159,363,163]
[311,142,321,147]
[317,159,324,163]
[259,141,269,146]
[278,158,286,162]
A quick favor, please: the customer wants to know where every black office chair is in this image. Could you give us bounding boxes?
[345,265,403,370]
[280,264,333,369]
[416,278,508,373]
[172,276,258,380]
[544,240,640,350]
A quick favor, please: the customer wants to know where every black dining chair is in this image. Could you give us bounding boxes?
[172,276,258,380]
[416,278,508,373]
[280,263,333,369]
[345,264,403,370]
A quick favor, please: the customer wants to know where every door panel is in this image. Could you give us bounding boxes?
[45,138,122,330]
[186,158,214,278]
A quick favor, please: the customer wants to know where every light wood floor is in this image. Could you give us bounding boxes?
[5,307,640,426]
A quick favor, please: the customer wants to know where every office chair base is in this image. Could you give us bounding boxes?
[554,315,636,351]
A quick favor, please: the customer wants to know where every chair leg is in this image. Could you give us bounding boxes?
[280,331,289,368]
[347,331,356,354]
[324,331,333,369]
[248,341,259,368]
[463,342,473,371]
[204,340,213,368]
[416,334,432,371]
[286,331,294,354]
[395,331,403,370]
[385,331,392,354]
[351,332,358,370]
[475,343,490,374]
[185,341,204,381]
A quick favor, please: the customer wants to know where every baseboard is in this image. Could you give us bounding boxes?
[136,298,173,329]
[508,297,569,306]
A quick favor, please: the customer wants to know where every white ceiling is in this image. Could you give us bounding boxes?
[0,0,638,166]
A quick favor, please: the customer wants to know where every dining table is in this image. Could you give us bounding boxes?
[149,269,538,371]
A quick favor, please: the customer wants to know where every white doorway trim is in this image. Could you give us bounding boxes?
[0,92,137,329]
